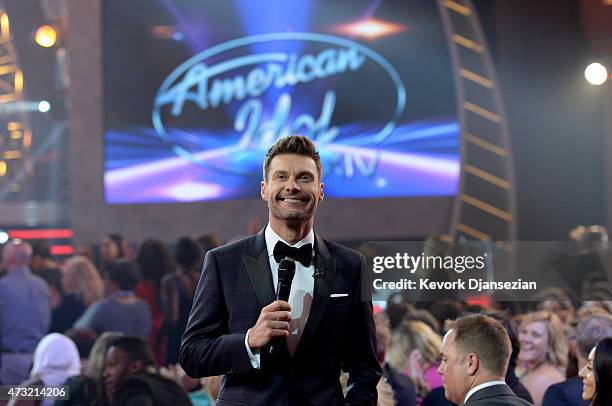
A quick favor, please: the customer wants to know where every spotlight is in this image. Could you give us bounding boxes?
[38,100,51,113]
[333,18,406,41]
[0,231,9,244]
[585,62,608,86]
[34,24,58,48]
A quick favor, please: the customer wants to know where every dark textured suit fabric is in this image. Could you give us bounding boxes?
[180,230,381,406]
[463,384,534,406]
[542,376,588,406]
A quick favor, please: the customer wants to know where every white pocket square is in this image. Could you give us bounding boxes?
[330,293,349,298]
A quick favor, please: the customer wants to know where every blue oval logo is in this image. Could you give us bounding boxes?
[152,32,406,176]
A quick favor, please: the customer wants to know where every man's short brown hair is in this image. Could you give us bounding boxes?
[451,314,511,376]
[263,135,322,181]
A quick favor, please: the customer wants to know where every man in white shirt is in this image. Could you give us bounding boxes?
[180,135,381,405]
[438,314,533,405]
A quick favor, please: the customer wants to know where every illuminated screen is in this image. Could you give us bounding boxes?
[103,0,459,204]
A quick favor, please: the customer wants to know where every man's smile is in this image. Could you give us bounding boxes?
[278,195,309,204]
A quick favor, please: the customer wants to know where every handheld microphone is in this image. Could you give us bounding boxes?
[268,258,296,357]
[276,258,296,302]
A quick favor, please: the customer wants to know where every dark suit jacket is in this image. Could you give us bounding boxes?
[464,384,533,405]
[180,229,381,406]
[542,376,587,406]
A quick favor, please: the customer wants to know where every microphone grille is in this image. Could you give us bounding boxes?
[278,258,296,283]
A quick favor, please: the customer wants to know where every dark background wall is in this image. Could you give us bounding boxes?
[475,0,607,240]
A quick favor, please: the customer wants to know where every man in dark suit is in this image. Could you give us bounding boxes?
[180,136,381,405]
[438,315,533,405]
[542,313,612,406]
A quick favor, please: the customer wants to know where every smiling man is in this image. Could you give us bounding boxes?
[180,135,381,405]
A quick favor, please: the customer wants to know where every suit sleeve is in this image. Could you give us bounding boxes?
[342,253,382,405]
[541,384,564,406]
[180,250,254,377]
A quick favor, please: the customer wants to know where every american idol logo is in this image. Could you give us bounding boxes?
[152,32,406,177]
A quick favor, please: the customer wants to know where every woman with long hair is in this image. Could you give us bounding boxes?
[516,311,568,406]
[387,320,442,402]
[63,255,104,307]
[54,331,124,406]
[100,233,125,267]
[46,256,104,333]
[580,337,612,406]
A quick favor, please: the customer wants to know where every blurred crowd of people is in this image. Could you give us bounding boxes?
[0,225,612,405]
[0,233,222,406]
[373,295,612,406]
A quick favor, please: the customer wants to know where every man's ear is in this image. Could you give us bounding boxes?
[260,180,267,201]
[466,352,479,376]
[319,182,324,201]
[128,360,143,374]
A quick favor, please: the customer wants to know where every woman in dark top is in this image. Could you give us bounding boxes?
[160,237,202,365]
[49,256,105,334]
[134,239,174,361]
[580,337,612,406]
[100,234,125,270]
[37,268,84,334]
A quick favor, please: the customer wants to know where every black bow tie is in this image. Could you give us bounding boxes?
[273,241,313,267]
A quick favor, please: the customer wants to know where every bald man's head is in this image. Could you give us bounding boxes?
[1,239,33,270]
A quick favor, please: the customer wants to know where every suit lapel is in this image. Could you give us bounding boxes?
[293,234,335,361]
[242,229,276,308]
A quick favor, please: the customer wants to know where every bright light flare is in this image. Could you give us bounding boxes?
[585,62,608,86]
[34,24,57,48]
[333,18,406,41]
[38,100,51,113]
[0,231,9,244]
[150,25,181,40]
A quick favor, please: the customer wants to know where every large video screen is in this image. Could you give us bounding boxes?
[103,0,459,204]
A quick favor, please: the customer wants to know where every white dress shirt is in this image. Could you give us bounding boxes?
[244,224,315,368]
[463,380,506,404]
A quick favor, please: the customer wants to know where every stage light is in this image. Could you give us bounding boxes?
[34,24,57,48]
[585,62,608,86]
[38,100,51,113]
[0,231,9,244]
[333,18,406,41]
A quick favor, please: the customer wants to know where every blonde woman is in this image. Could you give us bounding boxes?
[62,256,104,307]
[517,311,568,406]
[387,320,442,401]
[47,256,104,333]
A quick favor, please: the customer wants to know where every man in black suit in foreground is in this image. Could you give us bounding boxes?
[438,315,533,405]
[180,136,381,405]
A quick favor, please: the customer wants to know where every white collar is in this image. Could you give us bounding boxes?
[463,380,506,404]
[265,223,315,259]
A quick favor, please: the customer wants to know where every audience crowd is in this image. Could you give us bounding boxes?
[1,225,612,405]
